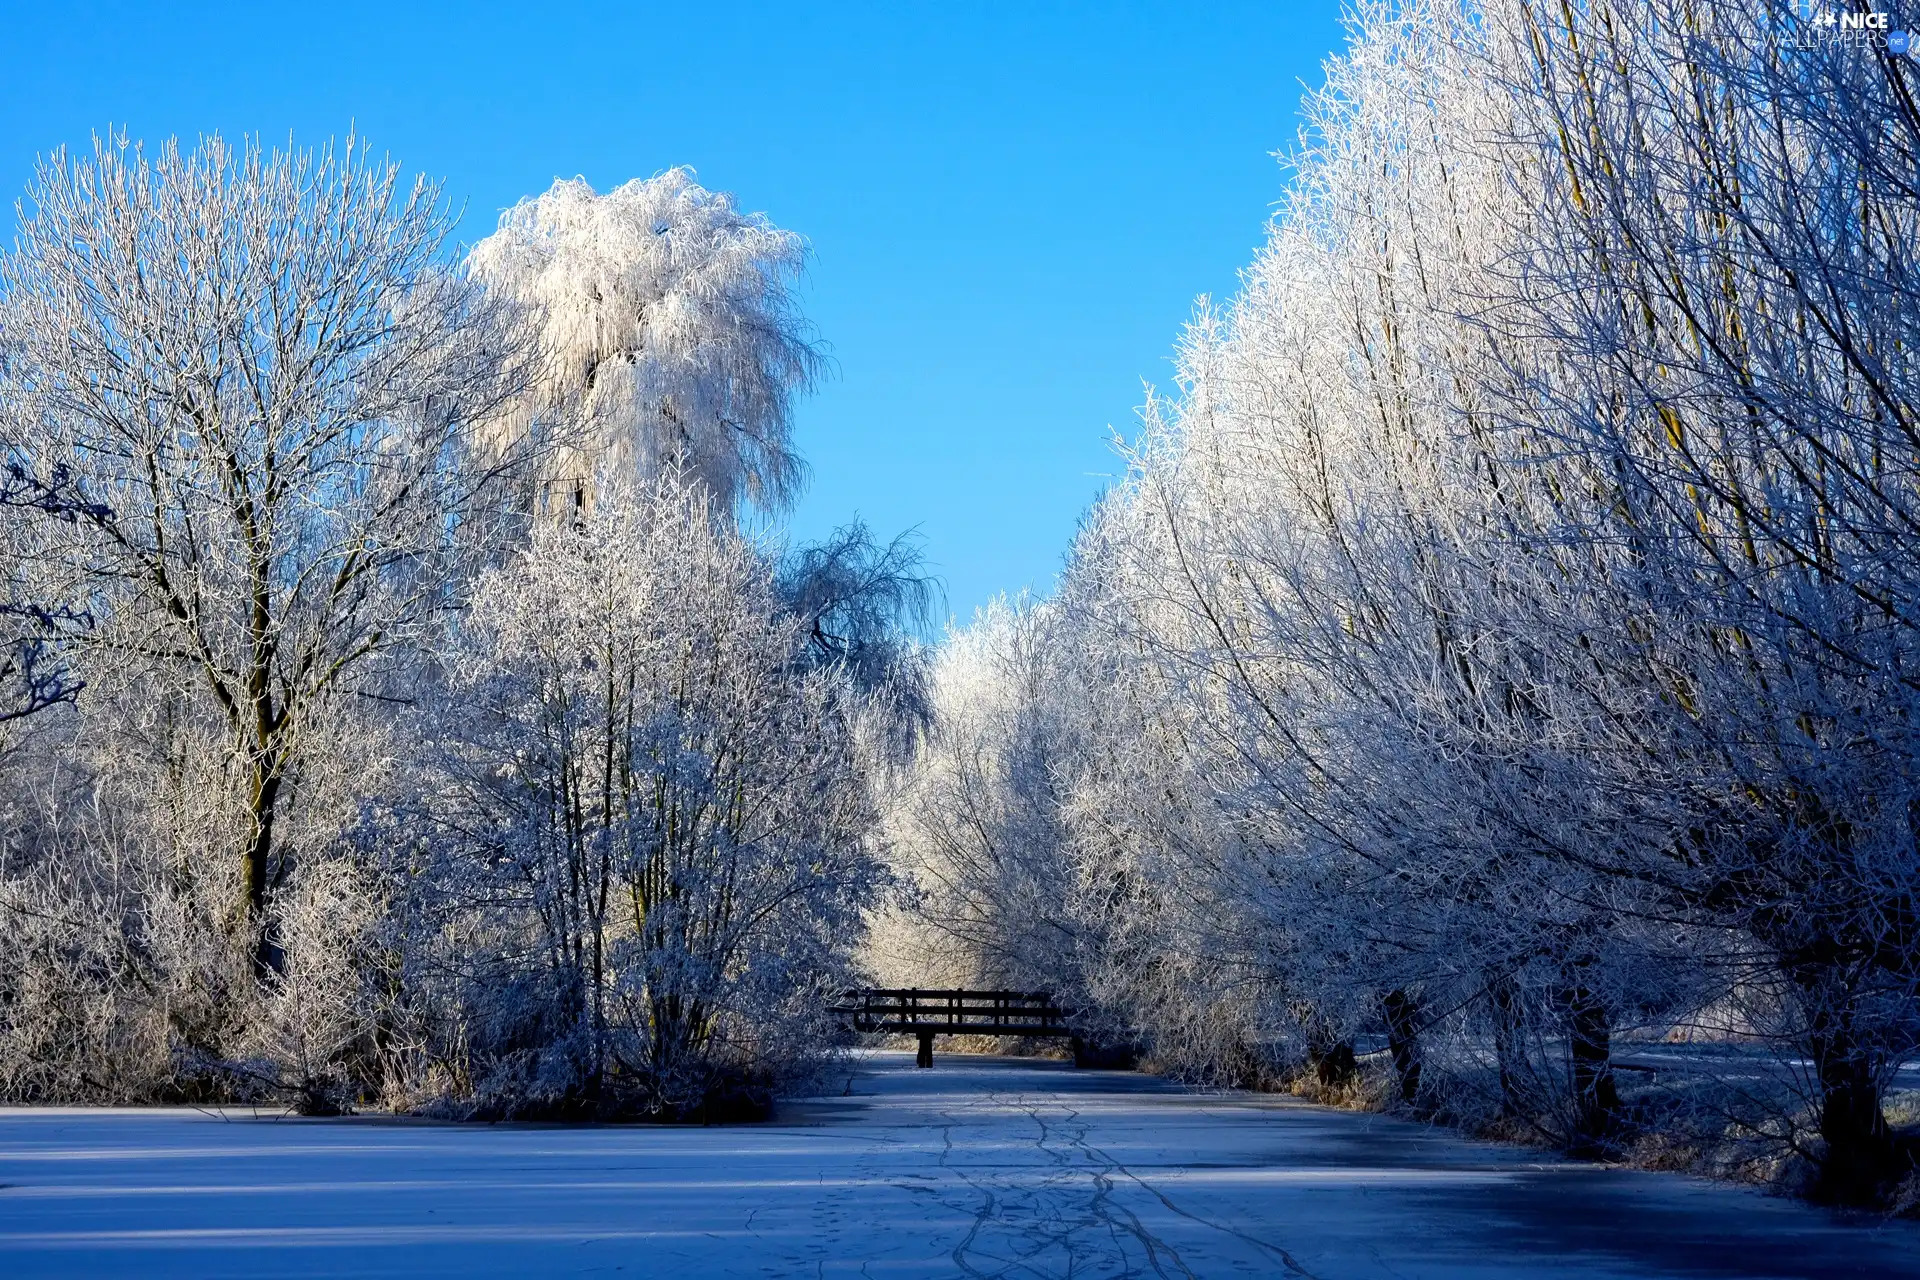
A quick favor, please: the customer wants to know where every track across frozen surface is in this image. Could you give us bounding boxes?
[1,1052,1917,1278]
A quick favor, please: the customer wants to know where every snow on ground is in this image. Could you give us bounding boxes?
[0,1051,1916,1278]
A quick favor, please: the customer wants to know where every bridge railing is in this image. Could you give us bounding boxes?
[829,987,1070,1037]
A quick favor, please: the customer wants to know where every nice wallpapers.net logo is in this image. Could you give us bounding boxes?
[1790,4,1920,53]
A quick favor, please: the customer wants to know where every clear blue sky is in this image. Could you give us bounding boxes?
[0,1,1347,627]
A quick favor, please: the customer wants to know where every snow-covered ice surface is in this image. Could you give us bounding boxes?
[1,1052,1917,1278]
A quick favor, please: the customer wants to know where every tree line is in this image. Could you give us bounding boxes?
[881,0,1920,1208]
[0,139,929,1120]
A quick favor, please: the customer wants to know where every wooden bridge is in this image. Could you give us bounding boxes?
[832,988,1072,1067]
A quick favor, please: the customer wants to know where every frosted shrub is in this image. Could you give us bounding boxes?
[413,474,880,1118]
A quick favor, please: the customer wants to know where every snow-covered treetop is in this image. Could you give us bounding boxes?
[469,169,820,516]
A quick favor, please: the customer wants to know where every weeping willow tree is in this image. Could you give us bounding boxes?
[467,170,821,518]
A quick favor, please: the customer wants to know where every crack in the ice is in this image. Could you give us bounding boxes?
[1066,1120,1322,1279]
[950,1184,998,1278]
[935,1105,1000,1280]
[913,1084,1297,1280]
[1034,1101,1191,1280]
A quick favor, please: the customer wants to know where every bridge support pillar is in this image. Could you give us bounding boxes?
[916,1030,935,1068]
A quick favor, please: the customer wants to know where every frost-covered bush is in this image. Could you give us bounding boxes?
[395,474,881,1119]
[0,702,387,1110]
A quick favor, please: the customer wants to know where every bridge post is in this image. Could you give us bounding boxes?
[916,1030,935,1068]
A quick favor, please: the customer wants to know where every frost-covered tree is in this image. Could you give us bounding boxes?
[884,598,1084,990]
[0,131,527,970]
[780,522,938,685]
[1490,0,1920,1198]
[468,171,819,516]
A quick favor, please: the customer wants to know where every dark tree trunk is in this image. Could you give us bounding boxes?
[1489,973,1525,1118]
[241,763,284,977]
[1799,975,1904,1204]
[1383,989,1423,1106]
[1561,984,1619,1155]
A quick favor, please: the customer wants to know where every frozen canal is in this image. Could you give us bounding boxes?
[0,1052,1916,1278]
